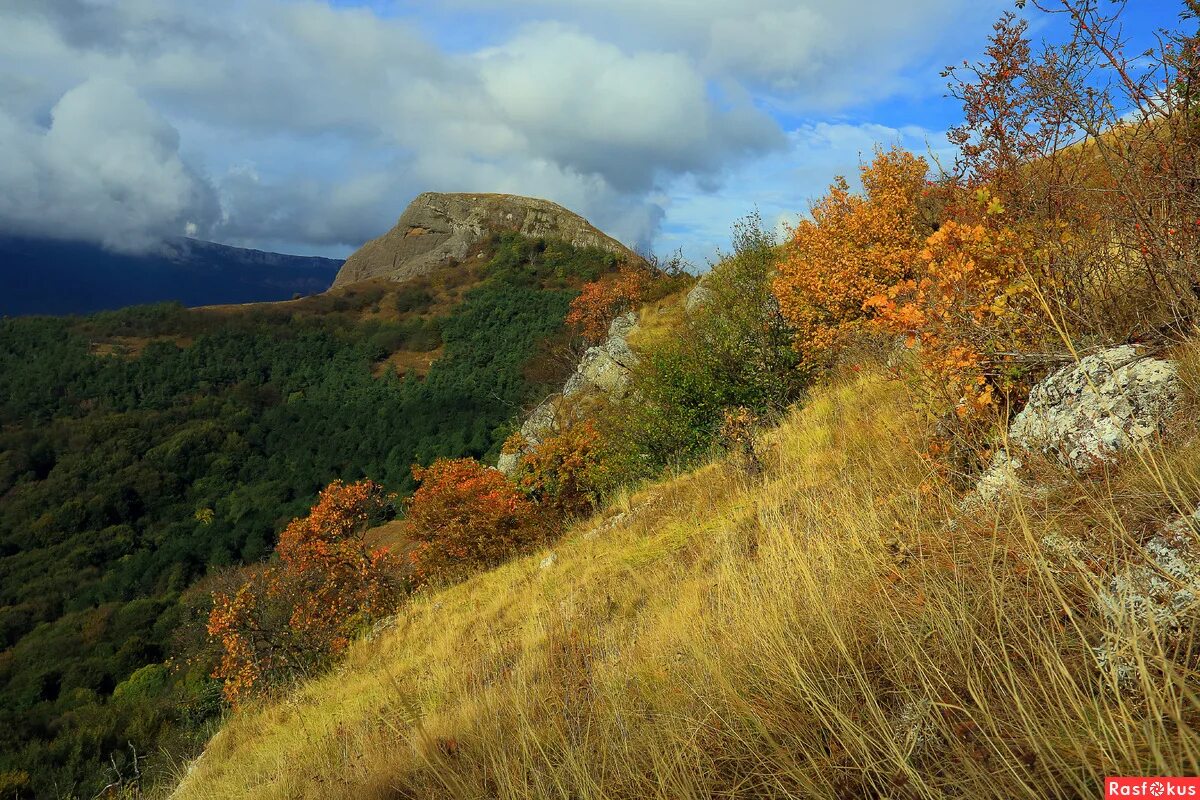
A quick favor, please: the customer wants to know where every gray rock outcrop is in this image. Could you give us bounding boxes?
[496,399,561,475]
[977,345,1179,500]
[333,192,641,287]
[497,312,640,475]
[562,312,640,400]
[684,273,714,313]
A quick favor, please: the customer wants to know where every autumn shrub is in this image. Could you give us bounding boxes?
[871,206,1056,472]
[873,4,1200,461]
[207,566,290,705]
[566,266,649,344]
[208,480,402,704]
[512,420,613,520]
[944,4,1200,338]
[774,147,931,368]
[772,150,1053,471]
[405,458,546,583]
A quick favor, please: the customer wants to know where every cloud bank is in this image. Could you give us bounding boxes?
[0,0,1003,260]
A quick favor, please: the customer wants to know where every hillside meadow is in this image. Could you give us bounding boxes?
[169,348,1200,799]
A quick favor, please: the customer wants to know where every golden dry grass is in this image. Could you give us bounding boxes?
[625,285,690,352]
[168,359,1200,800]
[371,347,444,379]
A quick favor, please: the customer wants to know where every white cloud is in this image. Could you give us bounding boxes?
[0,0,997,257]
[478,23,782,192]
[0,76,218,252]
[428,0,1007,109]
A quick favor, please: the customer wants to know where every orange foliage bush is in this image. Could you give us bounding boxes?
[866,199,1046,422]
[273,480,400,655]
[513,420,610,519]
[774,147,929,367]
[566,266,648,344]
[405,458,544,583]
[208,480,402,704]
[775,147,1052,464]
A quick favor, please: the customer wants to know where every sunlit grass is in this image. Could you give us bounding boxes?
[169,362,1200,799]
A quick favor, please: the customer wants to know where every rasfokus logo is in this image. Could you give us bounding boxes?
[1106,778,1200,797]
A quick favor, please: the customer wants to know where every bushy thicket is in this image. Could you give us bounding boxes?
[405,459,547,584]
[208,481,402,705]
[606,212,806,478]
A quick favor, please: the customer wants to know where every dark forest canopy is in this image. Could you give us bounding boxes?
[0,233,620,798]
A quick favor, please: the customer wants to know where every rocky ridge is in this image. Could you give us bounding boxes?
[333,192,642,287]
[497,311,641,474]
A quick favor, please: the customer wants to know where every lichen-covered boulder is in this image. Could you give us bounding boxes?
[977,346,1179,500]
[1101,513,1200,630]
[1009,345,1178,469]
[1090,505,1200,687]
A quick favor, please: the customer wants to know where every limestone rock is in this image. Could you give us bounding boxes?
[977,346,1179,500]
[496,398,561,474]
[563,312,640,400]
[1089,505,1200,687]
[684,273,714,313]
[333,192,641,287]
[1102,523,1200,630]
[497,312,640,475]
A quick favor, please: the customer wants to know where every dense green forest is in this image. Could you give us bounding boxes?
[0,234,618,798]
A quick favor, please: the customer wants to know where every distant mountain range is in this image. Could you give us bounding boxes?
[0,235,344,317]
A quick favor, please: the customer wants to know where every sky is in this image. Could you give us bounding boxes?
[0,0,1180,268]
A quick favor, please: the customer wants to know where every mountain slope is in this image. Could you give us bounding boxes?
[332,192,642,287]
[0,236,343,317]
[0,231,628,799]
[169,350,1200,799]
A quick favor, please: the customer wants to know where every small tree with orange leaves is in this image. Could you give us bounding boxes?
[512,420,611,520]
[774,147,931,367]
[208,480,402,704]
[405,458,544,583]
[566,266,648,344]
[273,480,401,655]
[867,198,1048,440]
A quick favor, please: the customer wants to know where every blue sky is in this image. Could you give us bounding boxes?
[0,0,1182,267]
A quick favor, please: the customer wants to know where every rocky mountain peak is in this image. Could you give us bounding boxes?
[332,192,641,287]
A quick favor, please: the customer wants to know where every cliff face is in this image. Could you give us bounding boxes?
[332,192,641,287]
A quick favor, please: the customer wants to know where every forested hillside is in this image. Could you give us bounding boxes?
[0,233,627,798]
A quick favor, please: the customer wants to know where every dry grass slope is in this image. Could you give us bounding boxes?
[170,353,1200,799]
